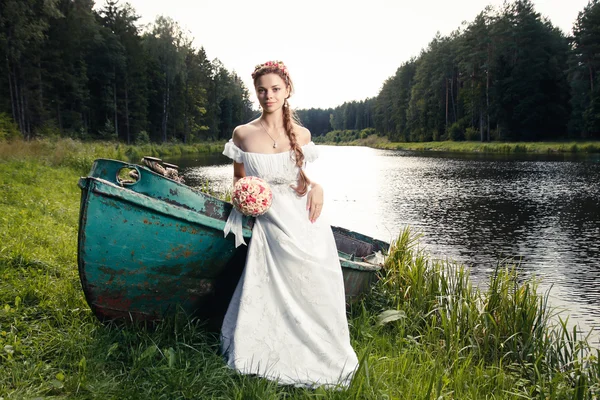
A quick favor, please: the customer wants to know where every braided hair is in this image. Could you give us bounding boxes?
[252,61,310,196]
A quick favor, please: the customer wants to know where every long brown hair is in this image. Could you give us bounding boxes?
[252,61,310,196]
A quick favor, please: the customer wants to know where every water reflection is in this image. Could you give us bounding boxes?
[174,145,600,344]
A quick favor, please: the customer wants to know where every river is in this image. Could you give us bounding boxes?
[171,145,600,344]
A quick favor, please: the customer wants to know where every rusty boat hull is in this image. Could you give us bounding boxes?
[77,158,388,323]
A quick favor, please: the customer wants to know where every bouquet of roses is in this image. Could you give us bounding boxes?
[232,176,273,217]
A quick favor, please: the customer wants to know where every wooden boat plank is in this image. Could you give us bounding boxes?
[83,177,252,238]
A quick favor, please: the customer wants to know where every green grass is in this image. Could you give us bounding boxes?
[380,140,600,154]
[0,138,225,175]
[318,134,600,154]
[0,139,599,399]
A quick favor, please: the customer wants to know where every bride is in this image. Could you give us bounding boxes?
[220,60,359,388]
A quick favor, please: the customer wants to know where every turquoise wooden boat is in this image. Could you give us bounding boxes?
[77,158,389,323]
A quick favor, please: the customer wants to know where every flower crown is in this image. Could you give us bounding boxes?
[252,60,289,81]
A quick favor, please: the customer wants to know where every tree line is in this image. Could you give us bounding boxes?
[2,0,600,143]
[300,0,600,142]
[0,0,254,143]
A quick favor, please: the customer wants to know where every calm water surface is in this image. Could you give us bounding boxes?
[173,146,600,344]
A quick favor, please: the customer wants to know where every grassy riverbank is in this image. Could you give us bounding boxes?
[1,139,599,399]
[315,134,600,154]
[0,138,224,175]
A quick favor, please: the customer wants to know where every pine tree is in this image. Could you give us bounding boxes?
[570,0,600,137]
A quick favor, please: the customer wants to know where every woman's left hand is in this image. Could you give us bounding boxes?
[306,183,324,223]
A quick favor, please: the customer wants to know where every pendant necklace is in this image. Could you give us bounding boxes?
[259,120,281,148]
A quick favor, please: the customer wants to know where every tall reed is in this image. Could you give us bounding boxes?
[367,228,600,397]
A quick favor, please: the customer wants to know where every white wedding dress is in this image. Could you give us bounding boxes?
[220,140,359,388]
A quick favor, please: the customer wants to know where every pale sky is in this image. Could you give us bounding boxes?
[113,0,591,110]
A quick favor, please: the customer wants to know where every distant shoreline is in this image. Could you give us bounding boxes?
[313,136,600,154]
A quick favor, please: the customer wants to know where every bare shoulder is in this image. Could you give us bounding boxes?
[232,123,252,143]
[293,124,312,146]
[232,120,261,149]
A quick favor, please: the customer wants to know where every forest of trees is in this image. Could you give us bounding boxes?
[1,0,600,143]
[0,0,254,143]
[301,0,600,142]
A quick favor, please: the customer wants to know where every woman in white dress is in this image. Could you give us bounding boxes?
[220,60,359,388]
